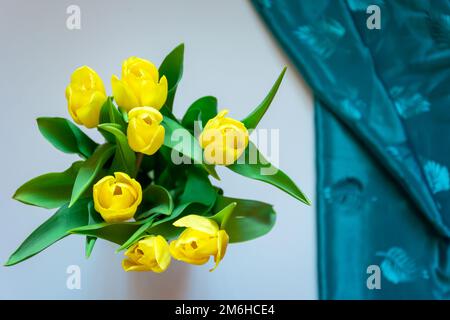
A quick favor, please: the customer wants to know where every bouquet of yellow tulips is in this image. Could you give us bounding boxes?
[6,44,310,273]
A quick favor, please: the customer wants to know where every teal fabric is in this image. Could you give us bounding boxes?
[252,0,450,299]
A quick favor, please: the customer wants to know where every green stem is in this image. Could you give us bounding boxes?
[135,153,144,177]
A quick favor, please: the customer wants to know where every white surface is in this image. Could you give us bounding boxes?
[0,0,316,299]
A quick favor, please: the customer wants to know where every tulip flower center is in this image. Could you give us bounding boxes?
[190,241,198,249]
[143,116,153,126]
[113,186,123,195]
[98,181,138,210]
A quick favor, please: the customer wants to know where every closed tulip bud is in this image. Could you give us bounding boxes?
[111,57,168,111]
[65,66,107,128]
[93,172,142,222]
[127,107,165,155]
[199,110,249,166]
[122,235,171,273]
[169,215,229,271]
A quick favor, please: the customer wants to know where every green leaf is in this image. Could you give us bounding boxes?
[227,142,310,205]
[37,117,98,158]
[85,200,103,258]
[179,168,217,208]
[142,218,183,240]
[100,97,127,128]
[69,143,116,207]
[98,123,136,175]
[136,184,174,220]
[13,161,83,209]
[119,107,129,123]
[241,67,287,130]
[70,214,155,245]
[211,202,237,228]
[181,96,218,130]
[5,198,91,266]
[213,195,276,243]
[70,222,144,245]
[162,117,219,179]
[160,105,180,123]
[159,43,184,111]
[99,97,127,143]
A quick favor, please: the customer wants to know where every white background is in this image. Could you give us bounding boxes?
[0,0,316,299]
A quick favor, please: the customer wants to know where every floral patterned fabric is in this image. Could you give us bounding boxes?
[252,0,450,299]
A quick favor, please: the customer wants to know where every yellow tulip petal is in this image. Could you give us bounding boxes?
[128,106,162,121]
[114,172,133,185]
[112,75,139,111]
[122,56,159,83]
[98,179,114,209]
[169,241,210,265]
[153,75,168,109]
[216,109,229,118]
[173,215,219,235]
[154,235,171,272]
[122,259,152,272]
[75,91,106,128]
[124,243,141,262]
[139,79,158,107]
[140,125,165,155]
[148,106,164,123]
[65,86,82,125]
[70,66,102,89]
[211,230,229,271]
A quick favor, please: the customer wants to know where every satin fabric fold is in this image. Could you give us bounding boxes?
[252,0,450,299]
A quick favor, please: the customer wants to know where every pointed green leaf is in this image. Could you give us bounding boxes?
[71,223,142,245]
[69,143,116,207]
[181,96,218,130]
[213,195,276,243]
[98,123,136,175]
[227,142,310,205]
[241,67,287,130]
[13,161,83,209]
[159,43,184,110]
[37,117,98,158]
[85,200,102,258]
[5,198,91,266]
[211,202,237,229]
[70,217,153,245]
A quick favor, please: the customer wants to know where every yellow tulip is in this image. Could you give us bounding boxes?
[65,66,107,128]
[199,110,249,166]
[169,215,229,271]
[93,172,142,222]
[122,235,171,273]
[111,57,168,111]
[127,107,165,155]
